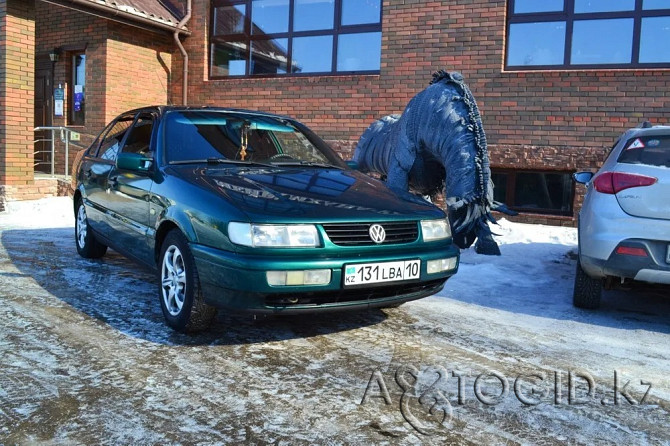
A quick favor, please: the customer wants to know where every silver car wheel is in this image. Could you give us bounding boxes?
[76,205,88,249]
[161,245,187,316]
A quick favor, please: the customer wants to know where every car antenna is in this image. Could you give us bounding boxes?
[637,120,653,128]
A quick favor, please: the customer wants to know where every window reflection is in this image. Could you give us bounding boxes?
[643,0,670,9]
[513,172,573,213]
[507,22,565,66]
[251,0,289,34]
[250,38,289,74]
[341,0,381,25]
[211,42,247,76]
[337,32,381,71]
[209,0,382,77]
[70,53,86,126]
[571,19,633,64]
[513,0,563,13]
[292,35,333,73]
[640,17,670,63]
[213,4,246,35]
[294,0,334,31]
[507,0,670,69]
[574,0,635,13]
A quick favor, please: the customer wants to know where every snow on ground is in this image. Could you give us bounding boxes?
[0,197,668,445]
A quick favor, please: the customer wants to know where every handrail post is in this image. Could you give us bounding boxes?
[50,129,55,176]
[65,131,70,177]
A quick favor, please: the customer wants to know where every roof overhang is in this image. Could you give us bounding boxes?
[37,0,190,36]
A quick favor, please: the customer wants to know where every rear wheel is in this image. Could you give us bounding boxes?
[573,259,602,309]
[158,230,217,332]
[75,198,107,259]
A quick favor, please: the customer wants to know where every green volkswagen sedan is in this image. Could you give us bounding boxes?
[74,106,459,332]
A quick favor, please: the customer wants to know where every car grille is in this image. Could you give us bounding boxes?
[264,279,445,307]
[321,221,419,246]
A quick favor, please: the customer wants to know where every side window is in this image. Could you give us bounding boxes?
[97,117,134,161]
[121,115,154,155]
[87,121,115,156]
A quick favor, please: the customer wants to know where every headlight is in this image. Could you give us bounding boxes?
[228,222,319,247]
[421,219,451,241]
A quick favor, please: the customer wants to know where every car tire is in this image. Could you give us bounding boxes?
[158,229,217,332]
[573,259,602,309]
[75,198,107,259]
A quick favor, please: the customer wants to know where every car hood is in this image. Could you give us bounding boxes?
[169,165,444,222]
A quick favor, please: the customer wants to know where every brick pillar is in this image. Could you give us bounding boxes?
[0,0,35,186]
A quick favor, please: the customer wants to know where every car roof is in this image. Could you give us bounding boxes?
[121,105,294,121]
[627,123,670,137]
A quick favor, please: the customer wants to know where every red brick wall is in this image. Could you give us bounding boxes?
[104,27,173,122]
[171,0,670,144]
[0,0,36,186]
[35,4,174,174]
[35,3,107,148]
[170,0,670,225]
[0,177,70,212]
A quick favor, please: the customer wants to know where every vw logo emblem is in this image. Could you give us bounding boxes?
[369,224,386,244]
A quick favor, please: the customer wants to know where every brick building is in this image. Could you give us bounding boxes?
[1,0,669,223]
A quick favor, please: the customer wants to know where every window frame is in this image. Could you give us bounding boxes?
[93,114,136,162]
[505,0,670,71]
[209,0,382,79]
[492,169,576,216]
[119,113,157,156]
[68,51,87,125]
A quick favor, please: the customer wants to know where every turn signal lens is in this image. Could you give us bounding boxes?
[427,257,458,274]
[266,269,331,286]
[593,172,657,195]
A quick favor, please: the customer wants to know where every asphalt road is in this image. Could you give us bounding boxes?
[0,202,668,445]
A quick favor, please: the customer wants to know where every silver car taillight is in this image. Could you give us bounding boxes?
[593,172,657,194]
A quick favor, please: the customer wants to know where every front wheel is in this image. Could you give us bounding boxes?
[75,199,107,259]
[158,230,217,332]
[573,259,602,309]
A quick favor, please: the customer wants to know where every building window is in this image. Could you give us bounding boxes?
[505,0,670,70]
[492,170,575,216]
[69,53,86,125]
[209,0,382,78]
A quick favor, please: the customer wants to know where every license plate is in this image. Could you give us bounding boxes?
[344,260,420,286]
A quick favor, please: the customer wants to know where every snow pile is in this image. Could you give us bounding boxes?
[0,196,73,229]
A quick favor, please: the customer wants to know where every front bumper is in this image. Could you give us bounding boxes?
[190,242,459,313]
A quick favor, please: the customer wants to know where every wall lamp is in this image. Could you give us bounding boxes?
[49,47,62,63]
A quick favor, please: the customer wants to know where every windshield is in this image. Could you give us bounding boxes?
[163,110,347,167]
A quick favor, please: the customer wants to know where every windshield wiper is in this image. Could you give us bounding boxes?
[269,160,343,169]
[169,158,273,167]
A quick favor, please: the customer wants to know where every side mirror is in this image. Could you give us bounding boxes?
[573,171,594,185]
[117,152,153,172]
[346,160,360,170]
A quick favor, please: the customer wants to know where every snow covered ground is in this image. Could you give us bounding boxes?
[0,197,668,445]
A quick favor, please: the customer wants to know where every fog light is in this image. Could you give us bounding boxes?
[267,269,331,286]
[427,258,457,274]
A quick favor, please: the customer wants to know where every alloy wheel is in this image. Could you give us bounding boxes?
[161,245,187,316]
[76,205,88,249]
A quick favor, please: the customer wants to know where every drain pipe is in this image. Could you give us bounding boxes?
[174,0,192,105]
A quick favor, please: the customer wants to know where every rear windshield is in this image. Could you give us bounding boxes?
[618,135,670,167]
[162,111,346,167]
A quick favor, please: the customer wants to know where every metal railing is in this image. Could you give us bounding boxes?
[33,126,88,177]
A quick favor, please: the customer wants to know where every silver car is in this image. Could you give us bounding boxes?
[573,122,670,308]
